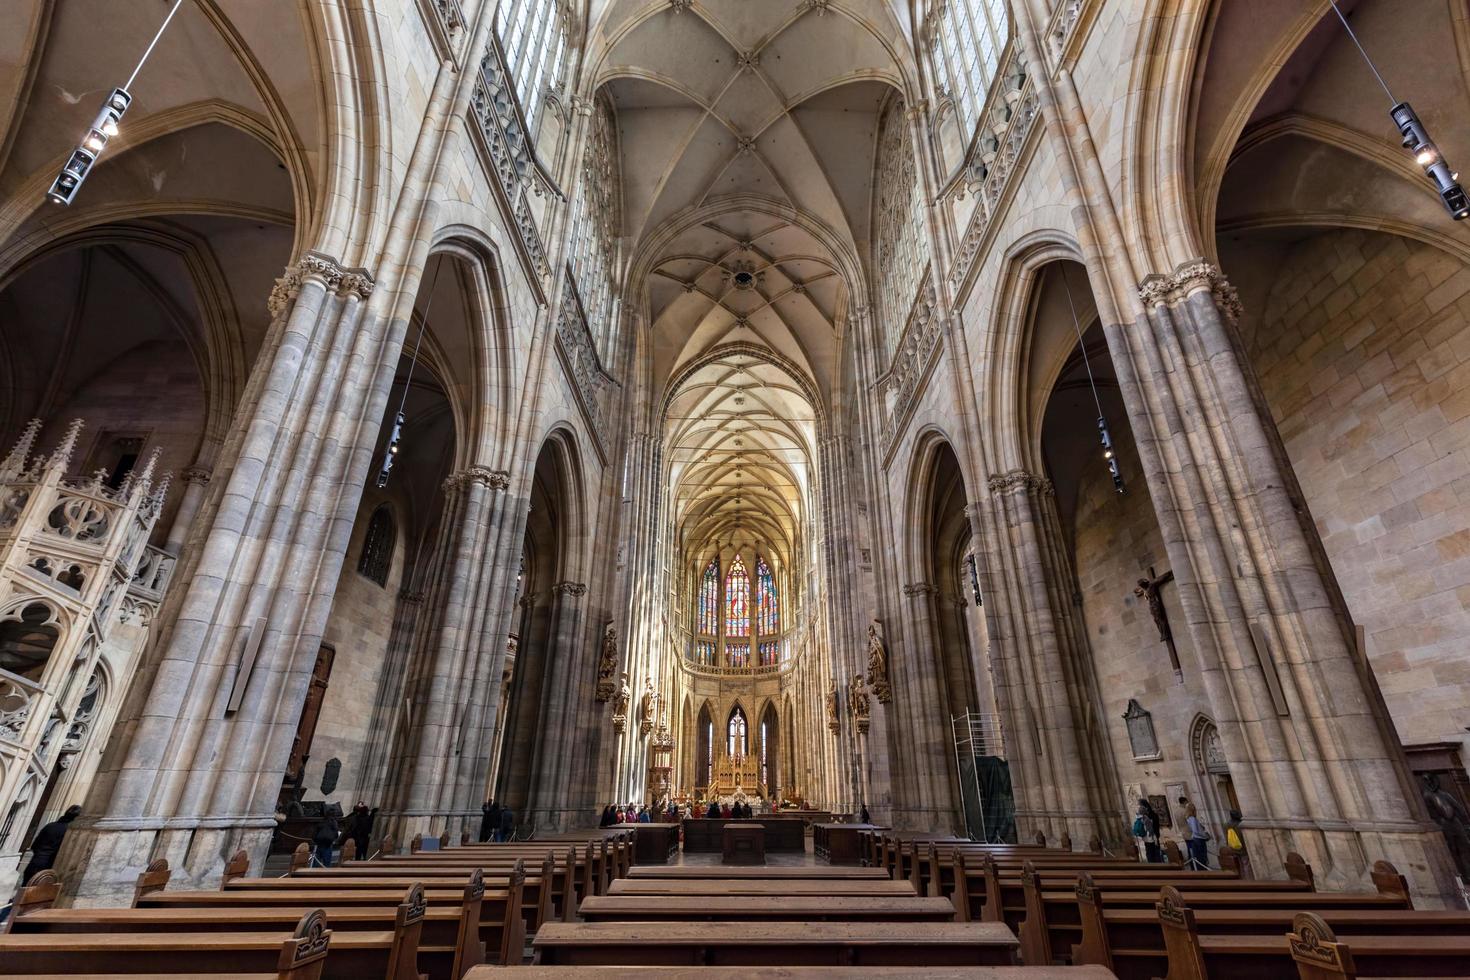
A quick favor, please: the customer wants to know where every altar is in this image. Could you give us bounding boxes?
[710,752,762,798]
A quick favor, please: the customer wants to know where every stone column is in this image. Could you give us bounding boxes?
[389,465,512,841]
[356,587,428,804]
[59,253,390,901]
[1117,263,1454,895]
[521,580,590,830]
[977,469,1118,844]
[163,465,211,554]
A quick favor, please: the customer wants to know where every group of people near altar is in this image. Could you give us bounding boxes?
[597,797,761,825]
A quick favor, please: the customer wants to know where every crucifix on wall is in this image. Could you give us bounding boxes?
[1134,566,1182,681]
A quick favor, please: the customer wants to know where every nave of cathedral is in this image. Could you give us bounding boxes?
[2,0,1470,975]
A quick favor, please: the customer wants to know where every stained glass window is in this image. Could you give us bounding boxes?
[697,558,720,634]
[726,554,750,638]
[929,0,1009,134]
[693,640,716,665]
[755,555,779,635]
[728,707,748,758]
[727,642,750,668]
[758,641,779,667]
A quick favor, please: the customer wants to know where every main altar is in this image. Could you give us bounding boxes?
[710,751,762,798]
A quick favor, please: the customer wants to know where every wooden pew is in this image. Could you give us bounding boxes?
[138,858,526,967]
[625,866,889,880]
[250,851,561,933]
[478,968,1119,979]
[576,894,959,922]
[11,881,458,979]
[0,909,334,979]
[1156,889,1470,980]
[530,921,1021,967]
[1029,863,1401,970]
[1071,862,1427,977]
[606,878,918,898]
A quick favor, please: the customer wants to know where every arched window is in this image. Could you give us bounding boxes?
[755,555,779,635]
[726,642,749,668]
[697,558,720,634]
[568,96,622,354]
[725,554,750,638]
[0,603,60,682]
[874,97,930,356]
[495,0,570,129]
[758,641,779,667]
[727,707,748,759]
[357,505,395,587]
[928,0,1009,135]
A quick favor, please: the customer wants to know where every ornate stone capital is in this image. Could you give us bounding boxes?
[180,465,212,487]
[1138,260,1241,324]
[902,582,937,598]
[986,468,1053,497]
[554,581,587,597]
[266,253,375,319]
[397,590,426,605]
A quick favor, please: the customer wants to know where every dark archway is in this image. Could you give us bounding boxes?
[759,702,780,801]
[925,442,978,723]
[495,436,577,817]
[695,702,714,795]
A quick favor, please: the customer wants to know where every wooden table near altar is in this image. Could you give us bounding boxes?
[633,823,680,864]
[683,819,804,852]
[722,823,766,865]
[815,822,889,865]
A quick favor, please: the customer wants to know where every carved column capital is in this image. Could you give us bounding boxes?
[397,589,427,605]
[553,581,587,597]
[986,468,1053,497]
[1138,260,1241,324]
[180,466,212,487]
[441,466,510,493]
[267,252,375,319]
[902,582,937,598]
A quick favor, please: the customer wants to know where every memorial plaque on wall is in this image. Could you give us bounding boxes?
[1123,699,1160,760]
[321,757,342,795]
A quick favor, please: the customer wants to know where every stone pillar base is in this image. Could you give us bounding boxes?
[56,820,275,906]
[1244,820,1457,906]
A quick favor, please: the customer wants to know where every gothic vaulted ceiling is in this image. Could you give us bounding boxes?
[588,0,913,581]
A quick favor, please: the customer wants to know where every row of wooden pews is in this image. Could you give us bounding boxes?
[0,829,636,979]
[861,830,1470,979]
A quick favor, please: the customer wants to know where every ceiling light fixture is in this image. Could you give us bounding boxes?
[1329,0,1469,219]
[378,256,446,488]
[1060,267,1124,494]
[47,0,185,205]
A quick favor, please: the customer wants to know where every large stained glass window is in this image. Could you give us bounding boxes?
[727,642,749,668]
[725,554,750,638]
[758,641,779,667]
[755,555,779,635]
[697,558,720,634]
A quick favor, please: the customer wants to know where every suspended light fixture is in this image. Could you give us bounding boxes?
[47,0,185,206]
[1329,0,1469,219]
[377,256,445,488]
[1060,267,1124,494]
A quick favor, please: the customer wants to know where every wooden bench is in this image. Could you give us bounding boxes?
[265,851,560,930]
[814,823,888,865]
[476,967,1119,979]
[576,894,958,922]
[607,878,918,897]
[0,909,341,979]
[1025,874,1404,968]
[1072,863,1423,978]
[625,866,889,880]
[10,882,451,979]
[1156,893,1470,979]
[138,859,527,965]
[531,921,1021,966]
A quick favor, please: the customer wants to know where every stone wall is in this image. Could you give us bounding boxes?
[304,488,408,808]
[1232,228,1470,757]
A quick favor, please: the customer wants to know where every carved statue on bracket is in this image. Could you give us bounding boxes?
[826,682,840,734]
[612,673,631,734]
[866,619,892,704]
[595,622,618,702]
[639,676,655,737]
[848,674,871,735]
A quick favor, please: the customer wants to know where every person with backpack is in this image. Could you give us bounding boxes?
[1132,798,1163,862]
